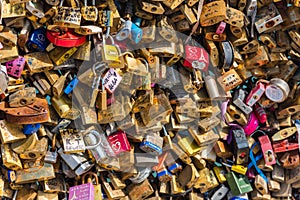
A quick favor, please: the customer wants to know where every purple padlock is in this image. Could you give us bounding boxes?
[69,182,94,200]
[6,56,26,78]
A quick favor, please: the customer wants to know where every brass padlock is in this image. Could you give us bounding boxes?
[101,35,122,68]
[24,52,54,73]
[19,137,48,160]
[53,0,81,28]
[1,144,22,171]
[49,47,77,66]
[101,173,126,199]
[8,87,36,108]
[0,120,26,144]
[81,0,98,22]
[200,1,227,27]
[127,179,154,200]
[15,161,55,184]
[2,1,26,18]
[51,95,80,120]
[60,129,86,153]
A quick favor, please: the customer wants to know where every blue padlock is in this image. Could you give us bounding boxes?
[23,123,41,135]
[157,168,172,182]
[64,77,79,95]
[27,27,50,52]
[168,163,182,174]
[133,17,142,27]
[131,22,143,44]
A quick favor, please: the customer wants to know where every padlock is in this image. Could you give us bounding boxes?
[101,173,126,199]
[280,150,300,169]
[183,45,210,71]
[101,35,122,68]
[53,0,81,28]
[81,0,98,22]
[44,133,58,164]
[213,167,227,183]
[69,174,95,200]
[19,137,47,159]
[26,0,44,18]
[140,132,163,155]
[58,148,94,176]
[107,130,130,155]
[0,97,50,124]
[217,69,243,92]
[232,89,252,115]
[60,129,85,154]
[141,19,156,43]
[49,47,77,66]
[26,27,50,52]
[245,82,265,106]
[52,72,70,98]
[157,16,178,43]
[24,52,53,73]
[170,175,185,194]
[0,120,26,144]
[255,3,283,33]
[194,168,219,193]
[15,160,55,184]
[39,7,57,24]
[46,27,86,47]
[2,1,26,18]
[226,172,253,196]
[6,56,26,79]
[232,129,249,165]
[178,163,200,188]
[1,144,22,171]
[51,95,80,120]
[0,28,17,47]
[227,104,248,126]
[102,68,122,94]
[107,172,126,190]
[23,123,41,135]
[200,1,227,27]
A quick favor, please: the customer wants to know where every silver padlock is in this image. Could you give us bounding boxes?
[44,134,58,164]
[82,128,115,163]
[26,0,44,18]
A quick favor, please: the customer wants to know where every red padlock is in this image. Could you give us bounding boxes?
[107,131,131,155]
[183,45,209,72]
[46,27,86,47]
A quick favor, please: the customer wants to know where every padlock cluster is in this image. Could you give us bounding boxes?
[1,0,300,199]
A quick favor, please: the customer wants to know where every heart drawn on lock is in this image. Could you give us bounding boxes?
[112,141,121,152]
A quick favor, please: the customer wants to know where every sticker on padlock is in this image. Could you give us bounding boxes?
[102,68,122,93]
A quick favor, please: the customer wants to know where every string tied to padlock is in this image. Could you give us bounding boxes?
[249,142,268,183]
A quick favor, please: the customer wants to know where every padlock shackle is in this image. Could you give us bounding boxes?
[82,172,99,185]
[83,130,103,150]
[51,133,57,151]
[92,62,107,76]
[136,57,149,71]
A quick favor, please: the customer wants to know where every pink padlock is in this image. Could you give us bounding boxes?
[245,82,265,107]
[243,112,259,136]
[107,130,131,155]
[6,56,26,78]
[216,22,226,34]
